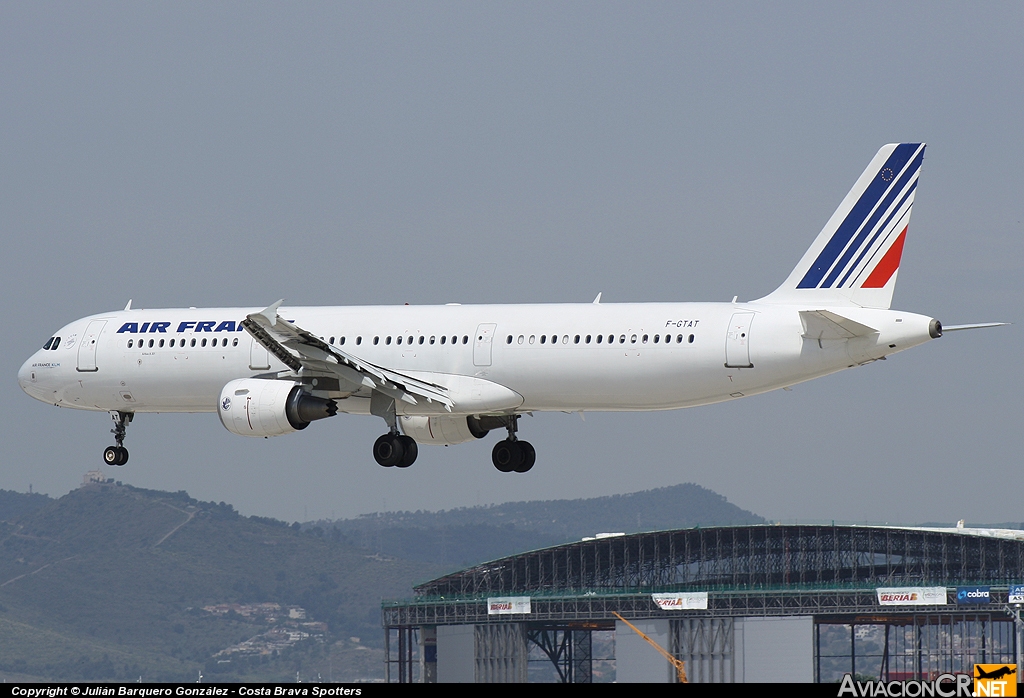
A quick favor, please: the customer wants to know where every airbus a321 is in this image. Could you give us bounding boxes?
[18,143,1003,472]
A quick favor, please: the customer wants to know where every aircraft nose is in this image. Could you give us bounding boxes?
[18,354,47,401]
[18,357,33,393]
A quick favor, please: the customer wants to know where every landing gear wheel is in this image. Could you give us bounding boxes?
[492,439,523,473]
[373,434,405,467]
[103,445,128,466]
[513,441,535,473]
[396,436,418,468]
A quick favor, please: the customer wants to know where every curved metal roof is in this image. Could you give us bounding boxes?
[414,524,1024,598]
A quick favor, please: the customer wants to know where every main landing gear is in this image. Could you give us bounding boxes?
[370,391,418,468]
[373,432,418,468]
[491,414,535,473]
[103,411,133,466]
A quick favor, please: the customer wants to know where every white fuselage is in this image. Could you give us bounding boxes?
[18,301,937,417]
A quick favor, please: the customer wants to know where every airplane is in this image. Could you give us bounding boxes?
[18,143,1006,473]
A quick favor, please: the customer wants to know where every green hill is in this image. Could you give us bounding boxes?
[324,483,764,569]
[0,480,763,682]
[0,482,442,682]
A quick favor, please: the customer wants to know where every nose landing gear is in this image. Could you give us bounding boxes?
[490,414,535,473]
[103,411,132,466]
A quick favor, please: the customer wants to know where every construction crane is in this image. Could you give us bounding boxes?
[612,612,688,683]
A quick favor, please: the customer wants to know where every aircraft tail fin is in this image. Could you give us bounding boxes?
[756,143,926,309]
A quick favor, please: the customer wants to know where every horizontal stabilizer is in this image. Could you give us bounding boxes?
[800,310,878,340]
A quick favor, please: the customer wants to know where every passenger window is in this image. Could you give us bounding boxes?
[373,336,379,345]
[574,335,580,344]
[540,335,546,344]
[127,339,133,348]
[518,335,524,345]
[462,335,468,344]
[596,335,602,344]
[620,335,626,344]
[562,335,569,344]
[430,336,435,344]
[419,336,424,345]
[608,335,614,343]
[586,335,591,344]
[630,334,637,344]
[159,339,165,348]
[452,336,457,345]
[169,339,174,348]
[529,335,535,344]
[330,337,335,345]
[654,335,660,343]
[440,336,446,344]
[356,337,362,345]
[232,338,238,347]
[386,336,392,345]
[688,334,695,343]
[677,334,684,343]
[340,337,346,345]
[408,336,413,345]
[190,338,196,348]
[506,335,513,344]
[642,334,648,344]
[201,338,207,347]
[396,336,402,345]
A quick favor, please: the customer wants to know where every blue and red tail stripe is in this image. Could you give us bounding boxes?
[798,143,924,289]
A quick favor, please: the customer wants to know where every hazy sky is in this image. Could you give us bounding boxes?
[2,2,1021,526]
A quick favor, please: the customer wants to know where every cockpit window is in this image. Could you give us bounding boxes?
[51,337,61,349]
[43,337,54,350]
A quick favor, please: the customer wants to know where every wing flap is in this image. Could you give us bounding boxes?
[242,301,454,410]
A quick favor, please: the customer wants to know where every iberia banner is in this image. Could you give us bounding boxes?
[651,592,709,610]
[876,587,947,606]
[486,596,531,615]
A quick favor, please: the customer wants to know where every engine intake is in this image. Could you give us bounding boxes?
[218,378,337,438]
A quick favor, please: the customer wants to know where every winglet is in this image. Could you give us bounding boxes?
[124,299,132,311]
[593,292,602,305]
[258,299,286,327]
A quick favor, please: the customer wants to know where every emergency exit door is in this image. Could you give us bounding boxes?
[473,323,497,367]
[724,312,755,368]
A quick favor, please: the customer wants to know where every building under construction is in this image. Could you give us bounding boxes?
[381,523,1024,683]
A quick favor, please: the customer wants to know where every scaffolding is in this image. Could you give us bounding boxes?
[384,525,1024,683]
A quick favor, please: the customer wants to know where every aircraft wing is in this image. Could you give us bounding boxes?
[241,300,454,410]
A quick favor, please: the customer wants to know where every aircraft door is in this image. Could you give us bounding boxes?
[249,338,271,371]
[76,320,106,372]
[473,323,497,367]
[724,312,755,368]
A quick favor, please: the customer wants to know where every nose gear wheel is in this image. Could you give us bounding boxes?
[104,411,133,466]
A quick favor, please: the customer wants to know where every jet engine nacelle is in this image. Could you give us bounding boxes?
[399,415,490,446]
[218,378,337,438]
